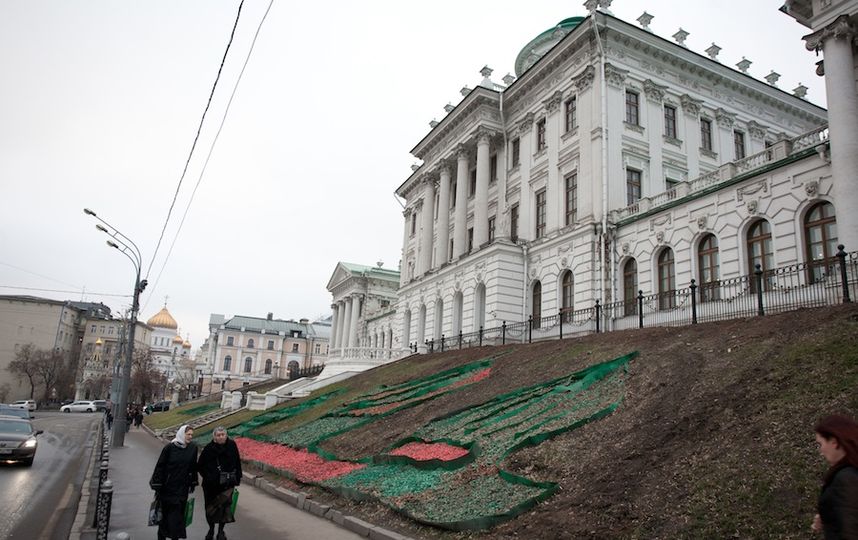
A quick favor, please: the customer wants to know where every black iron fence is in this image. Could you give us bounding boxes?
[288,363,326,381]
[413,245,856,352]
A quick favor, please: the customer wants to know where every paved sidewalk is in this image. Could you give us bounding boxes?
[105,428,363,540]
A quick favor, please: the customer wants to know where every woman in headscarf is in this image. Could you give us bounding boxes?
[811,414,858,538]
[150,425,198,540]
[197,426,242,540]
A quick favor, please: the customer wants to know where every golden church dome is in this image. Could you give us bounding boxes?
[95,338,103,346]
[182,339,192,348]
[172,335,184,345]
[147,307,178,329]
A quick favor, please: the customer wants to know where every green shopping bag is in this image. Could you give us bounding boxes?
[230,489,239,517]
[184,497,195,527]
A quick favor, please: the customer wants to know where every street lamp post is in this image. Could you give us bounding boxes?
[85,208,147,448]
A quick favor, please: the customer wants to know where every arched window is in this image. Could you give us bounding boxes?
[623,259,638,316]
[657,248,676,309]
[474,284,486,330]
[532,281,542,328]
[244,357,252,373]
[287,360,300,378]
[452,292,464,335]
[561,271,574,321]
[223,355,232,372]
[698,234,720,302]
[805,202,838,283]
[247,338,255,349]
[264,359,272,375]
[747,219,773,292]
[434,298,444,340]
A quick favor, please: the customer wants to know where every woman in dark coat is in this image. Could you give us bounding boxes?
[150,425,198,540]
[811,414,858,539]
[197,426,242,540]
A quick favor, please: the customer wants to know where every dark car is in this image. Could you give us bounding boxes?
[0,417,42,466]
[148,401,171,412]
[0,406,32,420]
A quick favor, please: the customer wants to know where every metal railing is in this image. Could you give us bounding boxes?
[418,245,855,351]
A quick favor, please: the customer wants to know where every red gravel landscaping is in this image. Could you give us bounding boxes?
[388,441,470,461]
[234,436,365,482]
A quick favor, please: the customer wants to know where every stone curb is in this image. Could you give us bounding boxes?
[69,419,104,540]
[242,471,415,539]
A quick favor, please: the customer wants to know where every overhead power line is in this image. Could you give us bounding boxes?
[142,0,275,311]
[0,260,83,289]
[146,0,246,280]
[0,285,131,297]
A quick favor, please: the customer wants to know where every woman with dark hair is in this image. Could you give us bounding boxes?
[812,414,858,538]
[150,425,198,540]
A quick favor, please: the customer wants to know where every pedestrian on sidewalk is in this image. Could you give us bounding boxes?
[106,410,113,431]
[150,425,199,540]
[811,414,858,538]
[197,426,242,540]
[134,408,143,429]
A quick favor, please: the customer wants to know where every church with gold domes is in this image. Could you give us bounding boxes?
[146,304,195,396]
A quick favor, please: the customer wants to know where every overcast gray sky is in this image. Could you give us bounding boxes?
[0,1,825,347]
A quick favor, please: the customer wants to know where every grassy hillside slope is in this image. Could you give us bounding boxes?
[216,304,858,539]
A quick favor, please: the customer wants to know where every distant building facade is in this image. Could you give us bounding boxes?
[325,262,402,377]
[202,313,330,392]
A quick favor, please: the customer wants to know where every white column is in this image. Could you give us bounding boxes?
[715,108,736,164]
[808,18,858,248]
[474,130,491,247]
[419,177,436,275]
[681,95,702,181]
[453,145,470,257]
[517,114,534,242]
[436,162,452,263]
[347,295,361,348]
[644,79,666,195]
[329,304,339,350]
[543,92,562,233]
[340,298,352,350]
[401,209,411,286]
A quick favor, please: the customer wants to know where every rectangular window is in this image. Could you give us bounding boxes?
[565,96,577,132]
[700,119,713,151]
[664,105,677,138]
[626,169,642,205]
[490,154,497,183]
[565,173,577,226]
[449,239,454,261]
[666,177,680,191]
[510,204,519,243]
[291,343,299,353]
[511,138,520,167]
[536,119,546,151]
[410,212,416,236]
[314,343,320,354]
[108,326,114,335]
[267,340,274,350]
[469,169,477,198]
[535,190,547,239]
[734,131,746,160]
[226,336,234,346]
[467,227,474,252]
[625,91,640,125]
[488,216,495,243]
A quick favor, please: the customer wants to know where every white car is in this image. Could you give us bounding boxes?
[10,400,36,412]
[60,400,97,413]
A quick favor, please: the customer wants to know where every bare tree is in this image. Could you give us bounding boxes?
[33,349,68,404]
[7,343,40,399]
[0,383,10,403]
[129,348,165,405]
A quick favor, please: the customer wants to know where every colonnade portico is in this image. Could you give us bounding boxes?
[329,294,364,351]
[409,129,503,281]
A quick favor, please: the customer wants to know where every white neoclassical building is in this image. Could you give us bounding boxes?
[145,304,193,382]
[391,4,856,350]
[325,262,402,377]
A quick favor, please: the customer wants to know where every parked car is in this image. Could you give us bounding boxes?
[60,400,97,413]
[60,399,75,407]
[91,400,108,412]
[147,400,171,413]
[0,417,42,466]
[0,406,32,420]
[10,400,36,412]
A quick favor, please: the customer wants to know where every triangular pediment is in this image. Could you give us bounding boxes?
[326,263,356,292]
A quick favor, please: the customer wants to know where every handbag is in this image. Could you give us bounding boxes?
[217,456,237,487]
[148,495,162,526]
[184,497,195,527]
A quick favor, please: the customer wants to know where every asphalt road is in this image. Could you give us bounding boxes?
[0,411,101,540]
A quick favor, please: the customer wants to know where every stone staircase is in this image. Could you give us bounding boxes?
[156,407,247,440]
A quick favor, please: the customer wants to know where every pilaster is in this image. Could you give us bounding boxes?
[517,113,534,241]
[419,176,436,275]
[681,94,702,180]
[436,162,452,264]
[544,91,563,233]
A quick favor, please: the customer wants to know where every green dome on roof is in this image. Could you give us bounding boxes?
[514,16,586,77]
